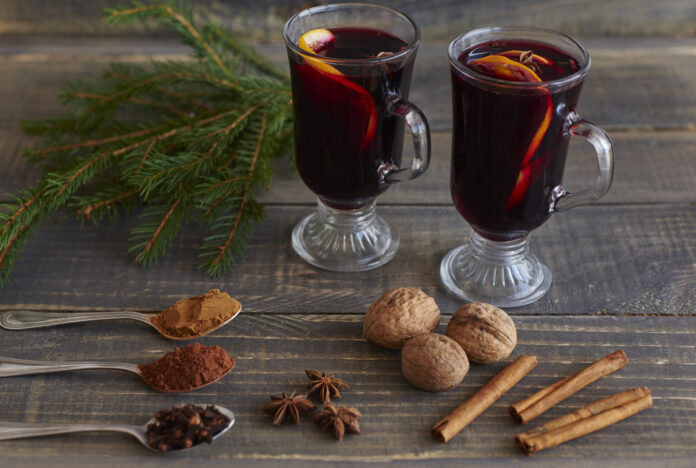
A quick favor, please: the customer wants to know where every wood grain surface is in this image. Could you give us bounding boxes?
[2,38,695,132]
[0,23,694,467]
[1,0,694,40]
[0,204,694,316]
[0,315,693,466]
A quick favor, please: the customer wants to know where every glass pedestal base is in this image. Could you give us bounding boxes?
[291,199,399,272]
[440,228,551,307]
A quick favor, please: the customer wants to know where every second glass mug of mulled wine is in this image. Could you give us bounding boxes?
[283,3,430,272]
[440,27,614,307]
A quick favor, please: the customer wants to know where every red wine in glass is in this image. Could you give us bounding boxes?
[289,27,411,210]
[441,28,613,307]
[450,40,582,240]
[285,3,430,272]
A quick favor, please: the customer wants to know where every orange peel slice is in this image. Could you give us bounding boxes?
[469,52,555,210]
[298,28,342,76]
[499,50,554,66]
[520,93,553,168]
[470,55,542,83]
[297,28,376,149]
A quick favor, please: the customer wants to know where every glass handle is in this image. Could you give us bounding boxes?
[551,111,614,211]
[381,95,431,184]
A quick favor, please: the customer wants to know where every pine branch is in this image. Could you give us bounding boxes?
[0,187,48,285]
[0,1,293,284]
[129,194,189,266]
[107,2,233,80]
[203,23,288,81]
[72,185,140,223]
[199,112,267,276]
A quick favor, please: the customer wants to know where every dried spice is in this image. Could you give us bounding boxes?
[262,391,316,426]
[150,289,242,339]
[145,404,230,453]
[305,369,349,404]
[516,387,652,455]
[314,402,362,441]
[517,50,541,75]
[510,350,628,424]
[138,342,235,392]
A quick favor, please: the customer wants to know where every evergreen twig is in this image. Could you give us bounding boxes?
[0,1,292,285]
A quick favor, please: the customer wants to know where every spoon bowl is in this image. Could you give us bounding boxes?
[0,405,235,452]
[0,306,242,340]
[0,356,235,393]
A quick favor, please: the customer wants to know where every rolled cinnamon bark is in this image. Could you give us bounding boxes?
[516,387,652,455]
[510,350,628,424]
[432,355,537,443]
[518,386,650,439]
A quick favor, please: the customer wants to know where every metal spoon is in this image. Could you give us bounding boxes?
[0,405,235,452]
[0,357,233,392]
[0,307,242,340]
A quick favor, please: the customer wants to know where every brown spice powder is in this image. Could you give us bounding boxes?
[150,289,241,339]
[138,342,235,392]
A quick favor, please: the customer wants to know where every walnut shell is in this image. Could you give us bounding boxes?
[401,333,469,392]
[363,287,440,350]
[446,302,517,364]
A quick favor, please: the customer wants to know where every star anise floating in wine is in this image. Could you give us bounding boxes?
[305,369,349,404]
[262,391,316,426]
[314,402,362,441]
[517,49,541,75]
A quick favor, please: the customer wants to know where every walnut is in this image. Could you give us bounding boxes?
[401,333,469,392]
[363,287,440,350]
[446,303,517,364]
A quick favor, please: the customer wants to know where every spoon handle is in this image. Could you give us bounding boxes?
[0,421,141,441]
[0,357,140,377]
[0,310,152,330]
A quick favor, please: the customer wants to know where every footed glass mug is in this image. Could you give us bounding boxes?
[283,3,430,272]
[441,27,614,307]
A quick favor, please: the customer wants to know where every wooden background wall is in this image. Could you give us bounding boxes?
[1,0,695,40]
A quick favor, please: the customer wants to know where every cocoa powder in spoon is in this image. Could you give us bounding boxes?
[150,289,241,339]
[138,342,235,392]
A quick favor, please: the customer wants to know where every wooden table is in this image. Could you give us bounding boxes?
[0,12,695,468]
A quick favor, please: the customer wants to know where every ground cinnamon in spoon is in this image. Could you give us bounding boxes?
[138,342,235,392]
[150,289,242,339]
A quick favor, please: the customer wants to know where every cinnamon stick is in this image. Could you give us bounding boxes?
[510,350,628,424]
[432,355,537,443]
[516,387,652,455]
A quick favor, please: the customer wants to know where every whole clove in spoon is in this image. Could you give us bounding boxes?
[0,403,235,453]
[0,343,235,393]
[0,289,241,340]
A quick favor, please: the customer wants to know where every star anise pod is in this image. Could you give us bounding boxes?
[262,391,315,426]
[517,49,541,75]
[305,369,349,404]
[314,402,362,441]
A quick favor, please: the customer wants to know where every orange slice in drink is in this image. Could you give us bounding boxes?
[297,29,377,149]
[470,55,542,83]
[499,50,554,66]
[298,28,341,75]
[471,53,555,209]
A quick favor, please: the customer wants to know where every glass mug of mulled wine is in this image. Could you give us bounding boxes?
[440,27,614,307]
[283,3,430,272]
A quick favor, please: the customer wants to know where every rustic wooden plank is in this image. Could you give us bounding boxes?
[257,130,696,206]
[4,128,695,206]
[1,38,695,204]
[0,315,693,464]
[2,38,696,132]
[0,0,694,39]
[0,204,692,316]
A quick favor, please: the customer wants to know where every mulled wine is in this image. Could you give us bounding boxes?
[285,4,429,271]
[441,27,613,307]
[289,27,412,209]
[450,40,582,240]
